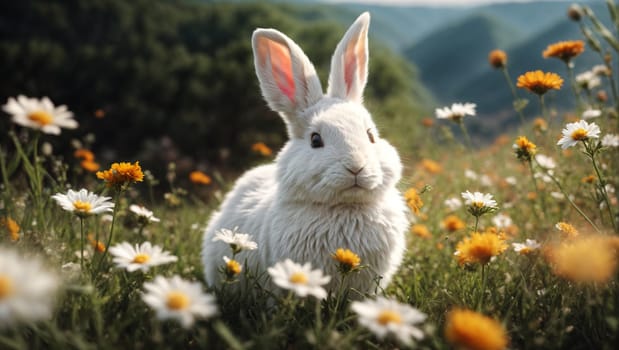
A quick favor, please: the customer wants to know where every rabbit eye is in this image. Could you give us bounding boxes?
[310,132,324,148]
[367,129,376,144]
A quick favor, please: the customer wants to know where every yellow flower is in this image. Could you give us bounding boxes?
[455,231,508,266]
[555,222,579,239]
[411,224,432,239]
[442,215,466,232]
[581,174,596,184]
[251,142,273,157]
[87,234,106,253]
[543,40,585,63]
[189,171,212,185]
[420,159,443,174]
[488,49,507,69]
[96,161,144,187]
[517,70,563,95]
[546,236,619,283]
[445,308,508,350]
[333,248,361,272]
[513,136,537,161]
[223,256,242,278]
[404,188,423,215]
[1,217,20,242]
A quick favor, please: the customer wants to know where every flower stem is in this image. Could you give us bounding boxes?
[477,263,488,311]
[96,189,123,276]
[80,217,85,271]
[527,159,547,221]
[586,141,617,232]
[547,168,600,233]
[501,66,527,125]
[474,216,480,233]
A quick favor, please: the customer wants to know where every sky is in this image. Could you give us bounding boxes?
[325,0,568,7]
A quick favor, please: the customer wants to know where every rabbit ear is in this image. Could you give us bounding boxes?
[253,29,323,137]
[327,12,370,103]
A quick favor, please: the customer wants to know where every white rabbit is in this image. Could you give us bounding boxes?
[202,12,408,294]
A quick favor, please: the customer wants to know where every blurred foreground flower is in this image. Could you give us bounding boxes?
[333,248,361,273]
[455,231,507,266]
[435,102,476,121]
[557,120,600,149]
[546,236,619,283]
[189,171,211,185]
[1,217,20,242]
[0,247,59,328]
[267,259,330,299]
[444,308,508,350]
[142,275,217,328]
[2,95,77,135]
[517,70,563,95]
[52,189,114,218]
[212,227,257,254]
[129,204,160,224]
[351,297,426,345]
[251,142,273,157]
[109,241,178,272]
[543,40,585,63]
[96,161,144,188]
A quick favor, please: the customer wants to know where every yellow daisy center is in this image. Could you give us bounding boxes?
[571,128,588,141]
[73,200,92,213]
[289,272,308,285]
[132,253,150,264]
[28,110,53,126]
[518,247,533,255]
[166,291,190,310]
[0,275,14,299]
[472,201,484,208]
[377,310,402,325]
[226,259,242,276]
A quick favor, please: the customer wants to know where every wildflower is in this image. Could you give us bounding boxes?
[512,239,541,255]
[420,159,442,174]
[87,234,106,253]
[80,160,100,172]
[51,189,114,218]
[189,171,211,185]
[2,95,78,135]
[212,227,258,254]
[421,117,434,127]
[1,217,20,242]
[461,191,498,217]
[557,120,601,149]
[492,213,512,229]
[582,108,602,119]
[142,275,217,328]
[0,247,59,327]
[404,188,423,215]
[442,215,466,232]
[533,117,548,132]
[109,241,178,272]
[575,71,601,90]
[535,154,556,170]
[543,40,585,63]
[411,224,432,239]
[546,236,619,283]
[455,231,508,266]
[251,142,273,157]
[444,308,508,350]
[267,259,330,299]
[601,134,619,147]
[444,197,463,211]
[555,222,579,239]
[581,174,596,184]
[488,49,507,69]
[435,103,476,121]
[333,248,361,272]
[351,297,426,345]
[96,161,144,188]
[129,204,160,224]
[223,256,242,279]
[513,136,537,161]
[517,70,563,95]
[465,169,478,181]
[74,149,95,162]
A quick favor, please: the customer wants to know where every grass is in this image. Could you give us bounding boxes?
[1,2,619,349]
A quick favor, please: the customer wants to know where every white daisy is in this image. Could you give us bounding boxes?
[142,275,217,328]
[492,213,512,229]
[591,64,611,76]
[601,134,619,147]
[51,188,114,218]
[109,241,178,272]
[212,227,258,254]
[267,259,330,299]
[461,191,498,210]
[557,120,601,149]
[0,247,59,327]
[351,297,426,345]
[535,154,556,170]
[129,204,160,223]
[581,108,602,119]
[444,197,463,211]
[435,102,476,121]
[512,239,541,255]
[464,169,478,181]
[575,71,601,90]
[2,95,78,135]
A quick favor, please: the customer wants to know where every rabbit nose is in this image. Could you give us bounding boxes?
[345,165,365,175]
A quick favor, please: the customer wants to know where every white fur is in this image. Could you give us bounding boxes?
[202,12,408,294]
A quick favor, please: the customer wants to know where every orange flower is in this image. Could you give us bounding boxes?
[455,231,508,266]
[74,149,95,162]
[404,188,423,215]
[517,70,563,95]
[532,117,548,132]
[189,171,212,185]
[96,161,144,187]
[1,217,20,241]
[513,136,537,161]
[81,160,100,172]
[411,224,431,239]
[251,142,273,157]
[543,40,585,63]
[332,248,361,272]
[445,308,508,350]
[442,215,466,232]
[420,159,442,174]
[488,49,507,69]
[88,234,106,253]
[546,236,619,283]
[581,174,596,184]
[421,117,434,128]
[555,222,579,239]
[94,109,106,118]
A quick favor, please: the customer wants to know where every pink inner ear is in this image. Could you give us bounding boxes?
[344,42,357,94]
[266,39,296,103]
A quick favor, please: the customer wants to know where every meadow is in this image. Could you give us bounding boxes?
[1,2,619,349]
